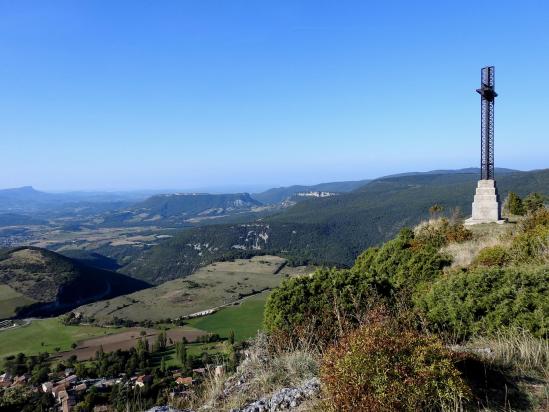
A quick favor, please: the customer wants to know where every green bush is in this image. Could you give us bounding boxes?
[264,267,378,345]
[517,207,549,232]
[321,310,469,411]
[352,228,451,293]
[508,225,549,265]
[523,193,546,214]
[413,218,473,249]
[418,266,549,339]
[508,207,549,265]
[473,245,509,267]
[505,192,525,216]
[265,228,451,345]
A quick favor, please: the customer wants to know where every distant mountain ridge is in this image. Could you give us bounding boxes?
[252,180,372,204]
[135,192,262,216]
[97,192,264,227]
[122,168,548,284]
[0,186,148,215]
[385,167,519,178]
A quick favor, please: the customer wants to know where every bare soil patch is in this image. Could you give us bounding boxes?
[57,326,206,361]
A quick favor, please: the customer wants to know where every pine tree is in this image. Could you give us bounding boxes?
[506,192,525,215]
[156,330,167,351]
[226,344,237,372]
[179,343,187,366]
[136,337,145,356]
[228,330,235,345]
[96,345,104,360]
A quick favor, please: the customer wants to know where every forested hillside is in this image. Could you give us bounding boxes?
[97,192,264,227]
[123,169,549,283]
[0,247,149,318]
[252,179,371,204]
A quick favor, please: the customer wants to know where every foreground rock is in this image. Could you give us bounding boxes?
[229,377,320,412]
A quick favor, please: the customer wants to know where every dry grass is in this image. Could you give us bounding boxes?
[77,256,312,323]
[187,332,320,411]
[469,328,548,378]
[441,223,514,269]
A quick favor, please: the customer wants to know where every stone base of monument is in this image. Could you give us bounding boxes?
[464,179,506,226]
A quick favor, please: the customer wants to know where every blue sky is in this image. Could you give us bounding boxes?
[0,1,548,191]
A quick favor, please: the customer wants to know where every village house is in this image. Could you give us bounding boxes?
[41,381,54,393]
[0,372,12,387]
[135,374,152,388]
[58,374,78,386]
[52,383,67,399]
[13,374,30,386]
[175,376,193,386]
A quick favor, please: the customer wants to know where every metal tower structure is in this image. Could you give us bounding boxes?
[476,66,498,180]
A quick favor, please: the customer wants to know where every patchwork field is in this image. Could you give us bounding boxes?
[0,318,126,361]
[77,256,312,323]
[0,317,213,364]
[0,284,35,319]
[187,292,268,341]
[56,325,206,361]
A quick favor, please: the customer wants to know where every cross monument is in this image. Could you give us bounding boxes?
[465,66,505,225]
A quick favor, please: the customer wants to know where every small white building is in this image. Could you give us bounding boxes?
[42,381,54,393]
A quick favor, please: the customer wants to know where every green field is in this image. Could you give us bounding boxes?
[152,341,227,369]
[0,284,35,320]
[186,292,268,341]
[0,317,126,361]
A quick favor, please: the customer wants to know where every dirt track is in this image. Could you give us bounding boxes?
[57,327,206,361]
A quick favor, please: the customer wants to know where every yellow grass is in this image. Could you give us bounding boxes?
[441,222,514,268]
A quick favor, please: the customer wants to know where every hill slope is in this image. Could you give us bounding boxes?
[252,180,372,204]
[0,247,149,318]
[123,169,548,284]
[98,192,264,227]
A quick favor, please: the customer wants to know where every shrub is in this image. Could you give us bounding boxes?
[509,207,549,264]
[418,266,549,339]
[321,310,469,411]
[264,267,380,346]
[265,228,452,346]
[473,245,509,267]
[523,193,546,214]
[413,218,473,249]
[516,206,549,233]
[352,228,451,293]
[504,192,525,216]
[508,225,549,265]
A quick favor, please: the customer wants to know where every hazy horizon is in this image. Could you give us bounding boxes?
[1,165,536,194]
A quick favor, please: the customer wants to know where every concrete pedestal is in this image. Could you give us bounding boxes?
[464,179,505,225]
